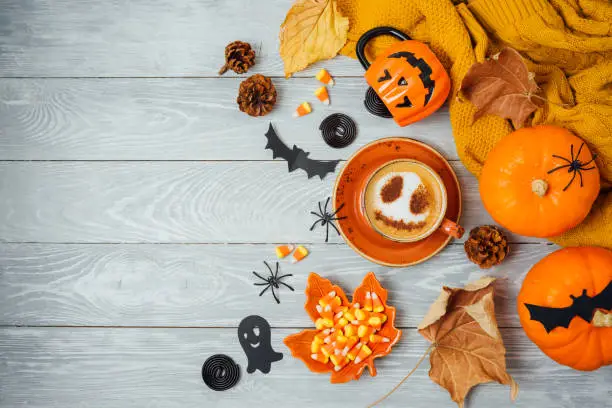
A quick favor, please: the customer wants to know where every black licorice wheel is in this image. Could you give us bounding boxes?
[201,354,240,391]
[364,87,392,118]
[319,113,358,149]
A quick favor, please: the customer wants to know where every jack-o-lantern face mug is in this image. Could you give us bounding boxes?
[357,27,451,127]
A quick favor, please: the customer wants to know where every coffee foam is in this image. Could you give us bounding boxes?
[373,172,429,225]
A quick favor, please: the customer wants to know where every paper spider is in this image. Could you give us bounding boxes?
[310,197,348,243]
[252,261,294,304]
[547,143,597,191]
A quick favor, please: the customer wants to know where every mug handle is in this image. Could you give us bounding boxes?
[439,218,464,239]
[356,26,411,70]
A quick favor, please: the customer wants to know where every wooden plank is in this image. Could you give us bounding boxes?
[0,78,456,160]
[0,243,555,328]
[0,0,363,77]
[0,161,544,243]
[0,327,609,408]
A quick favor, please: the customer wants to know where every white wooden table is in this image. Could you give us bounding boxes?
[0,1,610,407]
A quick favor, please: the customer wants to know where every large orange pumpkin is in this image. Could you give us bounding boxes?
[517,246,612,371]
[480,125,600,238]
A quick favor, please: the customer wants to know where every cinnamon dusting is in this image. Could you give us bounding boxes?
[375,211,427,232]
[380,176,403,203]
[410,184,430,214]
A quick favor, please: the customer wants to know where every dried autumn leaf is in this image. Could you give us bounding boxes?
[284,272,402,383]
[279,0,349,77]
[460,48,541,126]
[418,277,518,408]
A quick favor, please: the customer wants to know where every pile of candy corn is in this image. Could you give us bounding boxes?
[310,290,390,372]
[276,244,309,263]
[292,69,334,118]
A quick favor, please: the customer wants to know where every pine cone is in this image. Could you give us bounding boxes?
[237,74,277,117]
[219,41,255,75]
[464,225,510,269]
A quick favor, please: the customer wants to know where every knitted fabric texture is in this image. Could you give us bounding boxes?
[338,0,612,248]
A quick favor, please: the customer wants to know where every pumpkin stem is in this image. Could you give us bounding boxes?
[593,310,612,328]
[532,179,548,197]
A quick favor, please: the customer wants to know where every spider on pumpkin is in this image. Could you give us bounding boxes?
[547,143,597,191]
[310,197,348,243]
[252,261,294,304]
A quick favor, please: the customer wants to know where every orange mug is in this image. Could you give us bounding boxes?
[362,159,464,243]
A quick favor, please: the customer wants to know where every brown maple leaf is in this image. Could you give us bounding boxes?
[284,272,402,383]
[460,48,542,126]
[418,277,519,408]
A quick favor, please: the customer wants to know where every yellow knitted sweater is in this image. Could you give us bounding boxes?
[338,0,612,248]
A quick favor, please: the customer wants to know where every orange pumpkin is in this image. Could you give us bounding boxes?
[517,246,612,371]
[357,27,451,127]
[480,125,600,237]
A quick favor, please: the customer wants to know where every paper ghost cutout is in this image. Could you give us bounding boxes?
[238,315,283,374]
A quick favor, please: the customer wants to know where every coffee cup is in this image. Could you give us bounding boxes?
[362,159,464,242]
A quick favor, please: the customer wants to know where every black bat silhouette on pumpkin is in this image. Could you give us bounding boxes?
[388,51,436,106]
[525,281,612,333]
[264,123,340,180]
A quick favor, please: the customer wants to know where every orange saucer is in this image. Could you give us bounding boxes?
[333,138,462,267]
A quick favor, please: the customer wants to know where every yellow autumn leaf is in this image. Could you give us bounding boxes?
[280,0,349,78]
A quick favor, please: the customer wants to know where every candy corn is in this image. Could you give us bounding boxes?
[314,330,329,343]
[309,285,394,372]
[354,308,370,322]
[293,102,312,118]
[370,312,387,323]
[364,291,373,311]
[275,244,294,259]
[316,304,334,321]
[334,317,349,330]
[343,310,356,322]
[334,305,348,316]
[354,344,372,364]
[358,324,375,339]
[335,335,348,351]
[315,317,333,330]
[368,315,383,331]
[321,343,335,357]
[372,292,384,313]
[330,354,349,371]
[311,353,329,364]
[314,86,330,105]
[292,245,309,262]
[369,334,390,344]
[319,290,336,307]
[347,342,363,361]
[342,336,359,356]
[316,69,335,86]
[344,324,358,337]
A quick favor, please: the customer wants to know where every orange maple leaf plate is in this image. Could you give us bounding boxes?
[284,272,402,383]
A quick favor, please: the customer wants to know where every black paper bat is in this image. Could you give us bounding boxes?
[264,123,340,180]
[525,281,612,333]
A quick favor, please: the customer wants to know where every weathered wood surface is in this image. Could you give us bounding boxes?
[0,243,555,328]
[0,327,609,408]
[1,1,609,407]
[0,161,545,244]
[0,0,363,77]
[0,78,456,160]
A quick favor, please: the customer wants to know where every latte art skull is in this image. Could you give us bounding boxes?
[364,160,446,242]
[373,172,430,225]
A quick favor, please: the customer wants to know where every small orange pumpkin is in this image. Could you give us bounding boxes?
[517,246,612,371]
[480,125,600,237]
[357,27,451,126]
